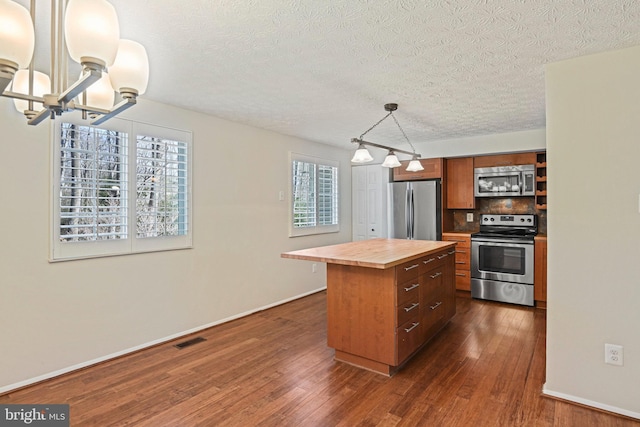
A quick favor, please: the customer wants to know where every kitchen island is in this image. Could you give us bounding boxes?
[282,238,456,375]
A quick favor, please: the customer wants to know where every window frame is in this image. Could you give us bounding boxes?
[50,114,193,261]
[289,152,339,237]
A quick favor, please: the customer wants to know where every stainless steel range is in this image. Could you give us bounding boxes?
[471,214,537,306]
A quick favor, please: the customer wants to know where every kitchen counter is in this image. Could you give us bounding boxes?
[282,238,457,375]
[281,238,455,269]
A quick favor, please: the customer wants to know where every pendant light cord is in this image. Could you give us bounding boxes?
[358,110,417,156]
[359,111,392,140]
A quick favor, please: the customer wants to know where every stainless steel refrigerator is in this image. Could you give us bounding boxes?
[388,180,441,240]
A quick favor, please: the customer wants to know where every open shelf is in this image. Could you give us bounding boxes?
[535,152,547,210]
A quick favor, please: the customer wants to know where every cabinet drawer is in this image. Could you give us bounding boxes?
[397,299,420,326]
[442,234,471,249]
[454,248,470,269]
[455,269,471,291]
[422,290,445,339]
[396,315,421,363]
[418,251,447,275]
[396,259,422,284]
[397,279,420,306]
[423,267,445,301]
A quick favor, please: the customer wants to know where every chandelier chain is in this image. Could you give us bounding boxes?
[390,112,417,155]
[359,111,392,140]
[358,110,417,156]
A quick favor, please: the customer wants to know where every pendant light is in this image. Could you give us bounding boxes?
[381,150,401,168]
[351,103,423,171]
[406,155,425,172]
[1,0,149,126]
[351,143,374,163]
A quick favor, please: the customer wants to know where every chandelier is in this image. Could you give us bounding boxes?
[351,103,424,172]
[0,0,149,126]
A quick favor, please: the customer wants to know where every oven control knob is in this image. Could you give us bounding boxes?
[520,218,525,222]
[490,218,494,221]
[527,218,532,222]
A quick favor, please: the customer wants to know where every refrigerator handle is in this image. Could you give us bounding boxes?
[409,184,415,239]
[406,184,412,239]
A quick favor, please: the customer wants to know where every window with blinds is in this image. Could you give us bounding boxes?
[290,153,339,237]
[52,117,192,261]
[59,123,128,242]
[136,136,188,238]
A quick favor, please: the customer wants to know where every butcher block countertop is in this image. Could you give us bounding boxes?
[281,238,455,269]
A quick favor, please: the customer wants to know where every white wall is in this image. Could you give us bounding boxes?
[0,97,351,392]
[544,45,640,418]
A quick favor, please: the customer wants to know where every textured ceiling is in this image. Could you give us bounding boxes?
[16,0,640,149]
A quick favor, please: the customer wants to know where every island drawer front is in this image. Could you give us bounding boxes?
[397,279,420,305]
[397,298,420,326]
[396,314,422,364]
[396,259,422,283]
[422,266,445,302]
[418,252,446,275]
[422,289,445,340]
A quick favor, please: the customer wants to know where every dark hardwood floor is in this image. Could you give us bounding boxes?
[2,292,638,426]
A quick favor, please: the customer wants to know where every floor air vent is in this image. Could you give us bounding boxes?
[174,337,206,349]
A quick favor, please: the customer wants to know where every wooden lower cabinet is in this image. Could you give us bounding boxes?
[442,232,472,291]
[327,248,455,376]
[534,236,547,308]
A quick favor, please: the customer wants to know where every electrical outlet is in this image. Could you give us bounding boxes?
[312,263,317,273]
[466,213,474,222]
[605,343,624,366]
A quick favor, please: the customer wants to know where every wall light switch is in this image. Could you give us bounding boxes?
[279,190,285,201]
[466,213,474,222]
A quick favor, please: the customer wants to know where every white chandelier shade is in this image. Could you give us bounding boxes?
[381,151,401,168]
[11,69,50,113]
[64,0,120,68]
[0,0,35,69]
[351,143,374,163]
[109,40,150,96]
[406,159,425,172]
[83,72,115,111]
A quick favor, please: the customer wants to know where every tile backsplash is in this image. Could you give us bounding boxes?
[450,197,547,234]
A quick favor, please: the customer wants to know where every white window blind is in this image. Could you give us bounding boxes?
[290,153,339,237]
[59,123,128,242]
[52,116,192,261]
[136,135,188,238]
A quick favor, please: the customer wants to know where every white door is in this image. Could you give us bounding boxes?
[352,165,388,241]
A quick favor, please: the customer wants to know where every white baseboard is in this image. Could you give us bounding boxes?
[0,287,326,395]
[542,385,640,420]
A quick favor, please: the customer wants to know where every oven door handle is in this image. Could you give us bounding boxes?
[472,238,533,246]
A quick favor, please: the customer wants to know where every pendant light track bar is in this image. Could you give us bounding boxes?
[350,138,421,159]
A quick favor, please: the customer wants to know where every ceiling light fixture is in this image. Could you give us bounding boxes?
[381,150,401,168]
[0,0,149,126]
[351,103,422,171]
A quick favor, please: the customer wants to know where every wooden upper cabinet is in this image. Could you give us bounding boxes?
[445,157,474,209]
[393,158,443,181]
[473,152,536,168]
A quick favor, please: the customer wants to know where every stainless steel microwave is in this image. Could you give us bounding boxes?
[474,165,535,197]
